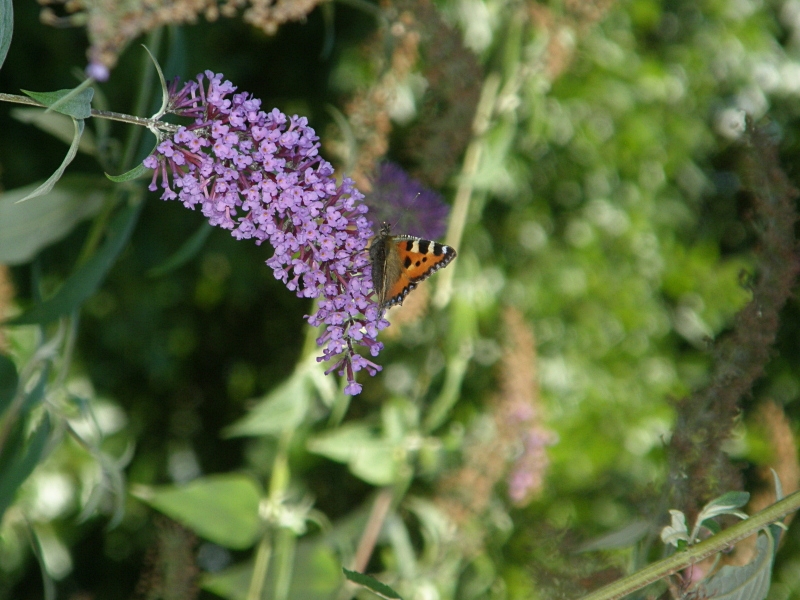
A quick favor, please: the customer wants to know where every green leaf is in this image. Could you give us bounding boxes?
[147,222,213,277]
[223,372,311,438]
[106,161,151,183]
[701,532,774,600]
[201,541,342,600]
[0,413,52,522]
[343,569,403,600]
[22,87,94,120]
[16,118,85,203]
[0,354,18,417]
[132,474,262,550]
[11,108,97,155]
[696,491,751,523]
[8,202,141,325]
[307,424,397,486]
[141,45,170,119]
[0,175,106,265]
[0,0,13,71]
[661,509,689,547]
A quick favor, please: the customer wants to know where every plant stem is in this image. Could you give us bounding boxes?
[0,92,179,133]
[579,490,800,600]
[432,72,500,309]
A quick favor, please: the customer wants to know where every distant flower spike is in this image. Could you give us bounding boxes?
[144,71,388,394]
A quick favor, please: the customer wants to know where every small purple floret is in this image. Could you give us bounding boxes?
[145,71,389,394]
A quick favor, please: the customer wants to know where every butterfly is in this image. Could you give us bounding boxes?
[369,222,457,311]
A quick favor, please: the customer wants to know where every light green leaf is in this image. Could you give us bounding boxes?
[8,202,141,325]
[701,532,774,600]
[132,474,262,550]
[0,354,18,417]
[16,118,85,203]
[147,222,213,277]
[11,108,96,155]
[343,569,403,600]
[223,372,311,438]
[0,175,106,265]
[307,424,397,486]
[661,509,689,547]
[697,491,751,523]
[0,0,13,71]
[22,87,94,120]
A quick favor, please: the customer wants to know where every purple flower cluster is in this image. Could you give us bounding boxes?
[364,162,450,240]
[144,71,388,394]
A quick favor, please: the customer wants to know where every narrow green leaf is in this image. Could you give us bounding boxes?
[7,202,141,325]
[11,108,97,155]
[132,474,262,550]
[22,87,94,120]
[21,365,50,413]
[701,532,773,600]
[342,568,403,600]
[106,161,151,183]
[147,223,213,277]
[141,45,170,118]
[0,354,18,417]
[0,0,13,71]
[0,175,107,265]
[16,118,85,203]
[0,413,52,522]
[223,372,311,438]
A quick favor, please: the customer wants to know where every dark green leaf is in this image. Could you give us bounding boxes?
[106,161,151,183]
[147,222,213,277]
[0,354,18,417]
[0,413,52,522]
[701,519,722,535]
[22,87,94,120]
[7,202,141,325]
[0,0,12,71]
[342,568,403,600]
[0,175,107,265]
[132,474,262,550]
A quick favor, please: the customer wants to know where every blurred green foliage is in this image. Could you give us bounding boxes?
[1,0,800,598]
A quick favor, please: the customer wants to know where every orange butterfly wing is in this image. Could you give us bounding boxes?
[381,236,457,308]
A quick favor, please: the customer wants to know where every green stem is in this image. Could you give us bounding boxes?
[273,527,298,600]
[422,340,472,433]
[247,534,273,600]
[432,72,500,309]
[579,490,800,600]
[0,92,178,134]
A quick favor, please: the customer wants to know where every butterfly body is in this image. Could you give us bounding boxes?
[369,222,457,311]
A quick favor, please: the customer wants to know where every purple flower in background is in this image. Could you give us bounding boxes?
[144,71,388,395]
[365,162,450,240]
